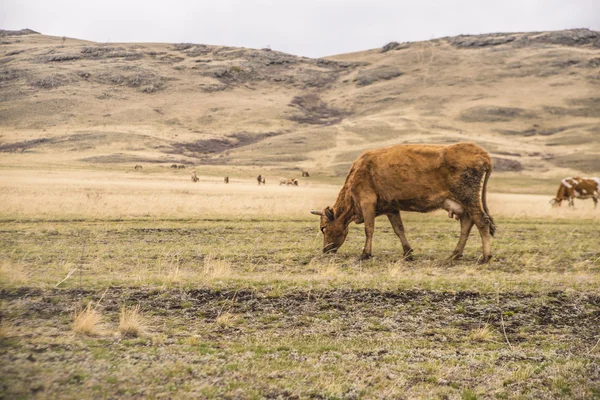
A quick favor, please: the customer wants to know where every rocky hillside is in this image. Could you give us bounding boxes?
[0,28,599,175]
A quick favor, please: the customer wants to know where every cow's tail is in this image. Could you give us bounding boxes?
[482,165,496,237]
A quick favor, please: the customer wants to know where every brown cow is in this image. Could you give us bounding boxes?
[178,164,186,169]
[224,176,229,184]
[170,164,178,169]
[551,177,599,208]
[310,143,496,262]
[302,171,310,177]
[134,164,142,170]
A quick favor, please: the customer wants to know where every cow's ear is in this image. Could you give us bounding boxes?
[324,207,335,221]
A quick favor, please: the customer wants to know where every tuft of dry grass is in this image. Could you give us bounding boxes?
[119,304,147,337]
[0,321,17,339]
[151,334,167,346]
[468,324,495,342]
[184,335,202,346]
[72,302,102,336]
[203,253,232,279]
[215,312,237,327]
[0,259,29,285]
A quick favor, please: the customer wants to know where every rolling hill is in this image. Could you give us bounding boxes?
[1,28,599,177]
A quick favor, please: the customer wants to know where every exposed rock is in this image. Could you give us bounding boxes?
[288,94,347,125]
[355,66,403,87]
[0,29,39,36]
[459,106,538,122]
[448,34,516,48]
[492,157,524,172]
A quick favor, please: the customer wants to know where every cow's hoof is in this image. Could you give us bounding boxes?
[478,255,492,264]
[403,253,414,262]
[449,253,463,261]
[359,253,372,261]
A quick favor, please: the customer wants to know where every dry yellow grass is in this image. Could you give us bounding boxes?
[0,259,29,285]
[72,302,102,336]
[0,321,17,340]
[468,324,495,342]
[119,305,147,338]
[1,169,598,221]
[215,312,237,327]
[203,253,232,279]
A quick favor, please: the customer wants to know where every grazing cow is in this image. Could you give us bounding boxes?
[178,164,186,169]
[224,176,229,184]
[279,178,298,186]
[170,164,178,169]
[302,171,310,177]
[134,164,142,170]
[257,175,266,185]
[551,177,599,208]
[191,171,199,182]
[310,143,496,262]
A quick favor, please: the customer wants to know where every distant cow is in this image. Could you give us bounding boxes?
[134,164,142,170]
[302,171,310,177]
[170,164,178,169]
[178,165,186,169]
[224,176,229,184]
[257,175,266,185]
[311,143,496,263]
[279,178,298,186]
[551,177,599,208]
[191,171,199,182]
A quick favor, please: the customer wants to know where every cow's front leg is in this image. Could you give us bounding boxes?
[594,196,598,209]
[387,212,413,260]
[360,203,376,260]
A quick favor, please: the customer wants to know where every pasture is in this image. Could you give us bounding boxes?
[1,168,600,399]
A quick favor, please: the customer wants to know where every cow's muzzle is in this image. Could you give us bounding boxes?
[323,244,338,254]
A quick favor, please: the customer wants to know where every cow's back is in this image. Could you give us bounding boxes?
[347,143,491,202]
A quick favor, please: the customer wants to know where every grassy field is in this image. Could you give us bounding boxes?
[1,171,600,399]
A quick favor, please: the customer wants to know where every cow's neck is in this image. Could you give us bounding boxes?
[332,185,356,227]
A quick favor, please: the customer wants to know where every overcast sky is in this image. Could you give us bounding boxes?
[2,0,599,57]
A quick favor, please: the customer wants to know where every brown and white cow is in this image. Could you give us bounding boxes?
[311,143,496,262]
[279,178,299,186]
[551,177,599,208]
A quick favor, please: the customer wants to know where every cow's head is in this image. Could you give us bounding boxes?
[310,207,349,254]
[550,198,562,207]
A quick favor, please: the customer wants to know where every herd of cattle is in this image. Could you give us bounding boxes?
[129,142,598,263]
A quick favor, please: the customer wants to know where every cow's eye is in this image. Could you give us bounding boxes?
[320,227,325,233]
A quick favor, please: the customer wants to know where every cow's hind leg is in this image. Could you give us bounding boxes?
[594,196,598,209]
[468,210,492,263]
[387,212,413,260]
[450,214,474,261]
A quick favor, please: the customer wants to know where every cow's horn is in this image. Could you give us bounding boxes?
[310,210,323,216]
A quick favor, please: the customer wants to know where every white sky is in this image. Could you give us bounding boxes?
[2,0,599,58]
